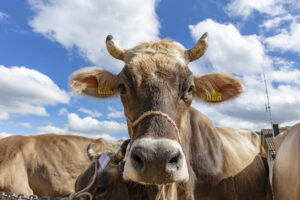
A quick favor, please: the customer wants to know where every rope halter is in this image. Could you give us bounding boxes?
[126,110,182,144]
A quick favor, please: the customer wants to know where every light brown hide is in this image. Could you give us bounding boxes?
[0,134,122,197]
[273,123,300,200]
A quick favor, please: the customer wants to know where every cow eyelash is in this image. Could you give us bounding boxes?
[188,85,195,94]
[181,85,194,100]
[118,84,126,94]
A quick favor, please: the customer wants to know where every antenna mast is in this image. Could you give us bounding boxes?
[262,67,274,137]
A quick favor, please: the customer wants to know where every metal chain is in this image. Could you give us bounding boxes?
[0,192,66,200]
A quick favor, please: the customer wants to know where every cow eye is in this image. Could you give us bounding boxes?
[187,85,195,95]
[118,84,126,94]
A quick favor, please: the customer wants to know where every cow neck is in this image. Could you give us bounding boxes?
[126,110,182,144]
[183,107,224,185]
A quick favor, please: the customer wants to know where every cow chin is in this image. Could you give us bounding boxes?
[123,138,189,185]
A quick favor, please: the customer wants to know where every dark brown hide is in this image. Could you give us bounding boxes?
[75,159,174,200]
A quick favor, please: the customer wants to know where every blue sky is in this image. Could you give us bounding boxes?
[0,0,300,139]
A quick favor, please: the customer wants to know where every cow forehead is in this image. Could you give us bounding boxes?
[123,39,188,66]
[120,40,191,83]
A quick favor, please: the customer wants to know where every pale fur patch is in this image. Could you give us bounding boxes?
[124,40,188,66]
[216,127,261,179]
[123,138,189,184]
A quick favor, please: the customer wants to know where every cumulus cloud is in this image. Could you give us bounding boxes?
[189,19,269,75]
[270,66,300,84]
[260,14,296,31]
[189,19,300,130]
[192,72,300,130]
[226,0,286,19]
[79,107,102,117]
[0,65,70,120]
[265,21,300,54]
[38,113,127,139]
[107,106,123,118]
[68,113,126,134]
[0,132,11,138]
[38,125,66,134]
[28,0,160,72]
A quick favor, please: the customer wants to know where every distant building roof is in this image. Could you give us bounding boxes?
[261,129,276,159]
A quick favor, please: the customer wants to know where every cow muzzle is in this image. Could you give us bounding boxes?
[123,138,189,184]
[124,110,189,184]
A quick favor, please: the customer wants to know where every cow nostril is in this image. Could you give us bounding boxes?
[168,153,180,164]
[168,154,179,164]
[166,152,181,174]
[131,151,144,171]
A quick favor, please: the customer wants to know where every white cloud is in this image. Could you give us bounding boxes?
[79,107,102,117]
[37,113,127,139]
[95,134,118,141]
[225,0,300,55]
[0,11,8,21]
[189,19,269,75]
[107,106,123,118]
[68,113,126,134]
[0,132,11,138]
[189,19,300,130]
[270,66,300,84]
[192,71,300,130]
[0,111,9,120]
[58,108,68,115]
[38,125,67,134]
[0,65,70,119]
[19,122,33,129]
[28,0,160,72]
[226,0,286,19]
[265,21,300,54]
[260,14,296,31]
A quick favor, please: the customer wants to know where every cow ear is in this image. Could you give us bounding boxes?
[75,161,97,191]
[70,67,119,98]
[193,72,243,103]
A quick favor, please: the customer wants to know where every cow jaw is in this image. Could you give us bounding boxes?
[123,138,189,184]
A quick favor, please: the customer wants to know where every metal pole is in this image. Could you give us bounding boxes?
[262,66,275,138]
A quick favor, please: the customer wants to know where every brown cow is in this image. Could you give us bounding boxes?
[0,134,122,198]
[70,33,272,199]
[273,123,300,200]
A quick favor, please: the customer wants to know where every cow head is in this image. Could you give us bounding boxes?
[70,33,243,185]
[75,141,159,200]
[75,141,129,200]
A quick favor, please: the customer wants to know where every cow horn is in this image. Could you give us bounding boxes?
[186,32,208,62]
[111,139,130,164]
[87,143,97,160]
[106,35,125,61]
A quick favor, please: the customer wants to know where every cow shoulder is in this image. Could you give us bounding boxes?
[216,126,261,179]
[274,125,295,151]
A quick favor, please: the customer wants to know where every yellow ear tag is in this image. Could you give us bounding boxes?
[98,86,113,95]
[206,91,222,102]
